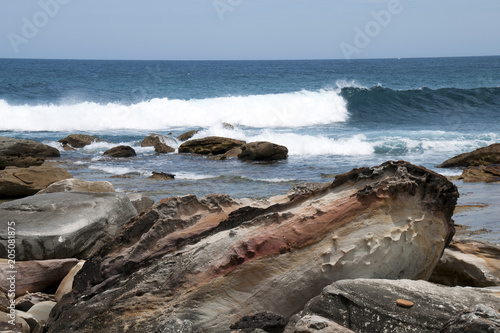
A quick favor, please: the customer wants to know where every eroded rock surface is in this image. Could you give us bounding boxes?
[178,136,245,155]
[441,304,500,333]
[454,165,500,182]
[438,143,500,168]
[47,161,458,333]
[36,178,115,194]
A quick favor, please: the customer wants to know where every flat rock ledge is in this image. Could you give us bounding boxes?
[45,161,458,332]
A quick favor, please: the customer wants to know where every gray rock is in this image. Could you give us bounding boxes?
[441,304,500,332]
[36,178,115,194]
[127,193,155,213]
[157,318,193,333]
[238,141,288,161]
[287,279,500,333]
[0,136,60,170]
[286,315,355,333]
[0,192,138,260]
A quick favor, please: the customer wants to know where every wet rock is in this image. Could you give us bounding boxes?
[177,130,199,142]
[154,142,175,154]
[286,279,500,333]
[0,192,138,260]
[58,134,103,149]
[0,164,73,198]
[178,136,245,155]
[0,258,79,298]
[141,133,166,147]
[238,141,288,161]
[0,136,60,170]
[222,122,235,130]
[230,312,286,333]
[438,143,500,168]
[286,315,355,333]
[45,161,458,333]
[127,193,155,213]
[454,164,500,182]
[441,304,500,333]
[55,261,85,302]
[103,145,136,157]
[36,178,115,194]
[208,147,242,160]
[430,238,500,287]
[150,171,175,180]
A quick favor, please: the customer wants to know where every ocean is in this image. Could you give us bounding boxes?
[1,56,500,243]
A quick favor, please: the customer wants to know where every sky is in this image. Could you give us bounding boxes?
[0,0,499,60]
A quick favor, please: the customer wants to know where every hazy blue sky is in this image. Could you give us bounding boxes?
[1,0,499,60]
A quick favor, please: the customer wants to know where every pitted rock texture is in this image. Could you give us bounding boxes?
[46,161,458,333]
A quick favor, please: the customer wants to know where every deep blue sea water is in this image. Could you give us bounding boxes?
[1,56,500,242]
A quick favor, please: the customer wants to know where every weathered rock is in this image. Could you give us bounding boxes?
[55,261,85,302]
[238,141,288,161]
[0,286,8,313]
[15,293,55,312]
[441,304,500,333]
[103,145,136,157]
[0,164,73,198]
[208,147,242,160]
[230,312,286,333]
[127,193,155,213]
[0,312,30,333]
[15,310,38,331]
[150,171,175,180]
[36,178,115,194]
[154,142,175,154]
[46,161,458,333]
[453,164,500,182]
[177,130,199,142]
[27,301,57,324]
[286,279,500,333]
[287,315,355,333]
[0,192,138,260]
[0,136,60,170]
[178,136,245,155]
[141,133,166,147]
[430,238,500,287]
[438,143,500,168]
[58,134,103,148]
[0,258,79,298]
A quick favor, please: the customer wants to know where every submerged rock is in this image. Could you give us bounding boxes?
[46,161,458,333]
[0,164,72,198]
[285,279,500,333]
[0,136,60,170]
[36,178,115,194]
[178,136,245,155]
[150,171,175,180]
[238,141,288,161]
[58,134,103,149]
[0,192,138,260]
[103,145,136,157]
[438,143,500,168]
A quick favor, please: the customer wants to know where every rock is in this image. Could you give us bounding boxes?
[287,315,355,333]
[0,258,79,298]
[58,134,103,148]
[0,164,73,198]
[36,178,115,194]
[438,143,500,168]
[55,261,85,302]
[177,130,199,142]
[0,312,30,333]
[45,161,458,333]
[103,145,136,158]
[15,293,55,312]
[286,279,500,333]
[0,192,138,260]
[208,147,242,160]
[453,165,500,182]
[127,193,155,213]
[238,141,288,161]
[429,238,500,287]
[141,133,165,147]
[396,299,414,308]
[0,136,60,170]
[154,142,175,154]
[178,136,245,155]
[0,287,8,313]
[15,310,38,331]
[150,171,175,180]
[441,304,500,333]
[27,301,57,324]
[222,122,235,130]
[157,318,194,333]
[230,312,286,333]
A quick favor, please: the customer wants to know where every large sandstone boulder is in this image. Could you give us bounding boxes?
[438,143,500,168]
[238,141,288,161]
[430,238,500,287]
[103,145,136,157]
[0,192,138,260]
[36,178,115,194]
[178,136,245,155]
[46,161,458,332]
[0,164,72,198]
[0,136,60,170]
[58,134,103,149]
[285,279,500,333]
[0,259,79,298]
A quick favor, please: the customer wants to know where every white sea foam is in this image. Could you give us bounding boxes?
[174,172,217,180]
[88,165,150,176]
[0,89,348,131]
